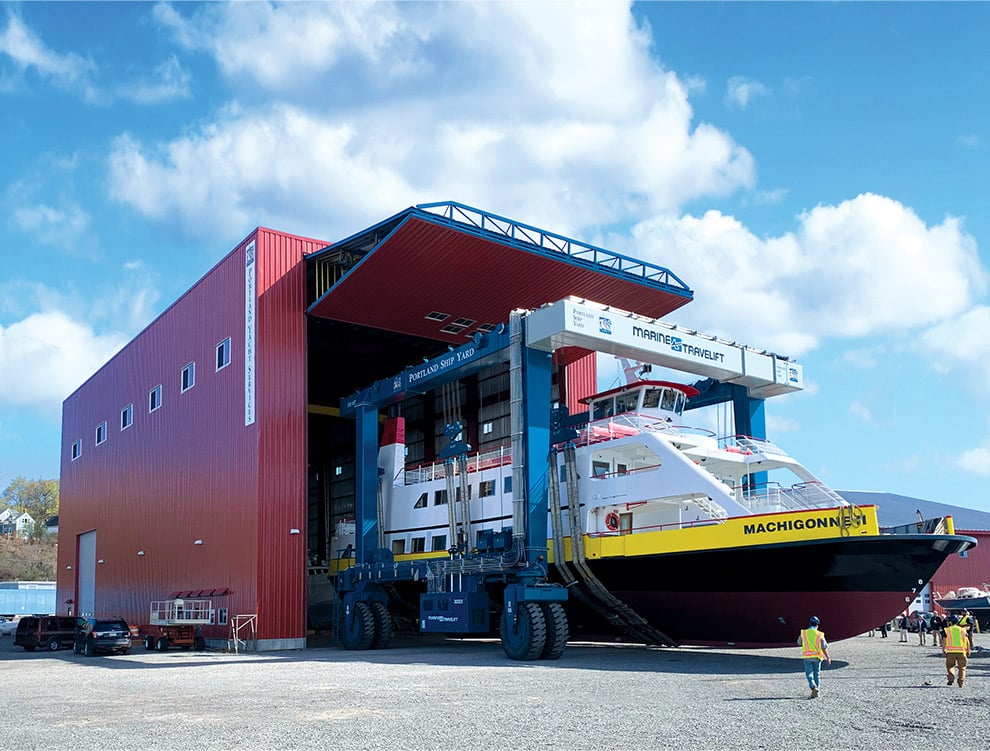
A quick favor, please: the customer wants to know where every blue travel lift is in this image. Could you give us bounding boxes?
[337,312,569,661]
[334,305,774,660]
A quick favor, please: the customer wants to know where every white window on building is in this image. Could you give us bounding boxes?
[482,422,494,435]
[216,337,231,371]
[181,362,195,392]
[121,404,133,431]
[149,384,162,412]
[479,480,495,498]
[95,422,107,446]
[71,439,82,461]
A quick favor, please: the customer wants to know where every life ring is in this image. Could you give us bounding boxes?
[605,511,620,531]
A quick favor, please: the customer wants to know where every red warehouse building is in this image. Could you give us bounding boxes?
[57,202,694,649]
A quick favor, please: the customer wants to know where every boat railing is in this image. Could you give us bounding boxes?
[738,480,847,512]
[575,413,714,446]
[589,515,726,538]
[403,445,512,484]
[721,434,789,456]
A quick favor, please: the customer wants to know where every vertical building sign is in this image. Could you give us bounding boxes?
[244,240,256,426]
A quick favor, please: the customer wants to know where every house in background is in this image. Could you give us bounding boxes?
[0,510,36,539]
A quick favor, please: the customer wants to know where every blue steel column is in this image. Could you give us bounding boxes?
[523,347,552,565]
[732,390,766,440]
[733,390,767,490]
[353,404,380,564]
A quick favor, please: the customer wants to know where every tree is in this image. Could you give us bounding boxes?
[2,477,59,533]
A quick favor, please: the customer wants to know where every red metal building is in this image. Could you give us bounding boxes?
[58,203,693,648]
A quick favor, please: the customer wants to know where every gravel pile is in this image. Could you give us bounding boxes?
[1,630,985,750]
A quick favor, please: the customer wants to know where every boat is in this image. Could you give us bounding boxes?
[331,379,976,648]
[937,585,990,612]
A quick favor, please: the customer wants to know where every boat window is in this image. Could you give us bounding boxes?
[411,537,426,553]
[642,389,661,409]
[660,389,678,412]
[593,399,614,421]
[479,480,495,497]
[674,391,686,414]
[432,534,447,552]
[391,539,406,555]
[503,476,512,494]
[414,493,428,509]
[616,393,638,414]
[434,490,447,506]
[592,461,610,478]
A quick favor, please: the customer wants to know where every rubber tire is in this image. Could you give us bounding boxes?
[369,601,393,650]
[194,635,206,650]
[500,601,547,661]
[46,637,60,652]
[84,638,95,657]
[144,635,155,651]
[73,641,82,655]
[156,636,169,652]
[539,602,569,660]
[340,601,375,651]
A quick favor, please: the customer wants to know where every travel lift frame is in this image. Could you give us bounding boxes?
[336,297,802,661]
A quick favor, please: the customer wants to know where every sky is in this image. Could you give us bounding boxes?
[1,2,989,512]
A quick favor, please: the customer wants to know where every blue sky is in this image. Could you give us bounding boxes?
[2,2,989,512]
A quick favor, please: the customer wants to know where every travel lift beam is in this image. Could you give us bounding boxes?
[337,297,801,660]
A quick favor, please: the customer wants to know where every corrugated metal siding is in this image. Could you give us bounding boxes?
[58,239,260,634]
[255,230,325,639]
[57,228,327,641]
[930,529,990,607]
[560,351,597,416]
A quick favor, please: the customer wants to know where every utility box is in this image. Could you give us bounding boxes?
[420,591,490,634]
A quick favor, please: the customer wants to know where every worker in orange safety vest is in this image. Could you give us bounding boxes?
[798,616,832,699]
[943,615,971,687]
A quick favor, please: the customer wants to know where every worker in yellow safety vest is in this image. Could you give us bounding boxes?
[943,615,971,687]
[798,616,832,699]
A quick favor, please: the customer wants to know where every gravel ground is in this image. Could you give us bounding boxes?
[1,630,985,751]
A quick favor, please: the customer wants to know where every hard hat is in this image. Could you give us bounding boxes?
[948,615,959,625]
[809,616,820,626]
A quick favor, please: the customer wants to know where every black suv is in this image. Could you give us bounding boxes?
[74,617,132,656]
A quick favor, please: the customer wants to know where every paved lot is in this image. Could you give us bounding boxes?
[1,631,986,750]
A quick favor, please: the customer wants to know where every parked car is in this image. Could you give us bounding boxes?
[14,615,77,651]
[73,617,132,656]
[0,616,19,636]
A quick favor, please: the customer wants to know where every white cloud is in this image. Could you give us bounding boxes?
[849,402,873,424]
[117,54,191,104]
[12,202,91,248]
[725,76,769,110]
[916,306,990,385]
[0,11,98,100]
[0,311,127,411]
[628,194,987,357]
[766,414,799,434]
[958,446,990,476]
[111,2,754,242]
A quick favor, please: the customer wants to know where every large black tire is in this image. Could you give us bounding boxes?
[84,638,95,657]
[369,601,393,650]
[539,602,569,660]
[46,637,60,652]
[144,635,155,651]
[500,601,547,661]
[156,636,169,652]
[340,601,375,650]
